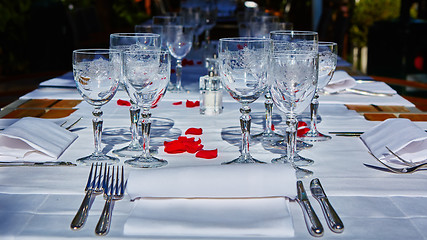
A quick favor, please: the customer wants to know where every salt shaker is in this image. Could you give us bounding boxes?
[199,58,223,115]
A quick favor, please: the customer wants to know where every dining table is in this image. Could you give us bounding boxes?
[1,53,427,240]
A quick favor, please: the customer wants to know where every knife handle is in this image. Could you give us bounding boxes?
[318,197,344,233]
[298,199,324,237]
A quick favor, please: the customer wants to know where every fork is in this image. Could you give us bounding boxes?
[95,165,125,236]
[70,163,104,230]
[368,151,427,174]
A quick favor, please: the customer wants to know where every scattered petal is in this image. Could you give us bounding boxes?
[196,149,218,159]
[271,124,275,131]
[297,121,310,137]
[186,100,200,108]
[117,99,131,106]
[173,101,183,105]
[185,128,203,135]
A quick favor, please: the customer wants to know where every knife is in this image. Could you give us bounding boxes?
[0,161,76,167]
[296,180,323,237]
[310,178,344,233]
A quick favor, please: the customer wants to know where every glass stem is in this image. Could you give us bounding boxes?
[205,29,210,44]
[140,108,152,159]
[264,93,273,135]
[240,105,252,160]
[92,107,103,156]
[308,91,320,135]
[286,116,298,167]
[176,59,183,91]
[129,104,141,149]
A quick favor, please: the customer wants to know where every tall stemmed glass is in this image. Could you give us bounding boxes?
[123,50,170,168]
[269,31,318,178]
[152,15,182,50]
[165,24,195,92]
[110,33,160,158]
[72,49,121,165]
[218,37,271,164]
[299,42,338,142]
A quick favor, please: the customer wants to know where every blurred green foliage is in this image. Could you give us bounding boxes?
[350,0,400,48]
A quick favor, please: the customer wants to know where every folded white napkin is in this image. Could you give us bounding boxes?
[323,70,357,93]
[360,118,427,164]
[0,117,78,161]
[124,164,297,238]
[124,197,294,238]
[126,164,297,199]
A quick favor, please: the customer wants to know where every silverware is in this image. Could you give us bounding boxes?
[328,131,364,137]
[70,163,104,230]
[95,165,125,236]
[310,178,344,233]
[0,161,76,167]
[368,151,427,174]
[296,180,323,237]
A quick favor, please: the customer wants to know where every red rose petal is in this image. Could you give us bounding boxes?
[297,121,310,137]
[117,99,131,106]
[171,69,176,74]
[173,101,183,105]
[196,61,202,65]
[164,140,187,154]
[271,124,275,131]
[185,128,203,135]
[196,149,218,159]
[186,100,200,108]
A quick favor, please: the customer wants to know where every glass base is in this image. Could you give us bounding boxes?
[168,84,188,93]
[298,130,332,142]
[271,154,314,166]
[125,156,168,168]
[276,139,313,151]
[295,166,313,179]
[252,131,284,141]
[112,145,158,158]
[76,153,120,165]
[221,155,266,165]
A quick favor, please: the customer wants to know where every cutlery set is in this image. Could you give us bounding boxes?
[297,179,344,237]
[71,163,125,236]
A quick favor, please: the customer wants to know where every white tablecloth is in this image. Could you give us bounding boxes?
[1,72,427,239]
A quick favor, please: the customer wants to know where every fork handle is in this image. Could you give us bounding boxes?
[95,197,113,236]
[70,190,93,230]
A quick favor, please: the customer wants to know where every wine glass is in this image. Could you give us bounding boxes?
[251,20,294,142]
[110,33,161,158]
[165,24,195,92]
[123,50,170,168]
[152,15,182,50]
[299,42,338,142]
[269,30,318,178]
[218,37,271,164]
[72,49,121,165]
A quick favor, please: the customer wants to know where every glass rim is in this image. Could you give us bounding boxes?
[219,37,272,42]
[73,48,121,54]
[122,49,169,55]
[270,30,318,36]
[319,41,338,46]
[110,33,160,38]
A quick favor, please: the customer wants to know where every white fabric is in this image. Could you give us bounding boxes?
[124,197,294,238]
[38,72,75,88]
[125,164,296,238]
[360,118,427,164]
[324,70,357,93]
[352,81,397,94]
[127,164,297,199]
[0,117,78,161]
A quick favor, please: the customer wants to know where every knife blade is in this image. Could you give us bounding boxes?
[310,178,344,233]
[296,180,323,237]
[0,161,76,167]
